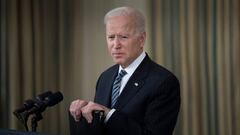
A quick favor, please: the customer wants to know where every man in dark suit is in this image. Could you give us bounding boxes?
[69,6,180,135]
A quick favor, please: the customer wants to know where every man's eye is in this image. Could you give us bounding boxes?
[108,36,115,39]
[120,36,128,39]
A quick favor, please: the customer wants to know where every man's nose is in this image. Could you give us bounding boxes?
[113,37,121,48]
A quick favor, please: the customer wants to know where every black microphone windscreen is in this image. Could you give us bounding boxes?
[46,91,63,107]
[36,91,53,101]
[23,99,35,108]
[14,99,35,113]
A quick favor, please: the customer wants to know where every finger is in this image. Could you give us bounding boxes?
[83,111,93,123]
[81,102,105,123]
[74,109,82,121]
[81,107,92,123]
[69,102,78,121]
[69,100,88,121]
[69,101,77,116]
[81,104,94,123]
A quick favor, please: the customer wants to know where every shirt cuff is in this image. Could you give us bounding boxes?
[104,109,116,123]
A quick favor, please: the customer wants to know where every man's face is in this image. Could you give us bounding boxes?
[106,15,146,68]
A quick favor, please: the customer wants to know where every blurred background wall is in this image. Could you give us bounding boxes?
[0,0,239,135]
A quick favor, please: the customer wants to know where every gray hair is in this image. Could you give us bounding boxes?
[104,7,145,33]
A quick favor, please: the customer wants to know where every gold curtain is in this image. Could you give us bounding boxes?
[0,0,149,134]
[151,0,240,135]
[1,0,71,134]
[1,0,239,135]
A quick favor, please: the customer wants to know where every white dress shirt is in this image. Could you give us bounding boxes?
[105,51,146,123]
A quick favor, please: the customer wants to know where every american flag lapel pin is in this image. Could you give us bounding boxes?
[134,82,139,87]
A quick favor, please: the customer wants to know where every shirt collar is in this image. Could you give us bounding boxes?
[119,51,146,75]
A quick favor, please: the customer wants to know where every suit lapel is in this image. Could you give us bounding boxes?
[101,66,119,107]
[114,55,151,110]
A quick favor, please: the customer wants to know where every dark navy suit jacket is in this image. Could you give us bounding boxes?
[94,54,181,135]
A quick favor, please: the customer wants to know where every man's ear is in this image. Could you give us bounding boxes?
[139,32,146,46]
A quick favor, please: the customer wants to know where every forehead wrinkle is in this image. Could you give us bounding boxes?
[106,21,137,36]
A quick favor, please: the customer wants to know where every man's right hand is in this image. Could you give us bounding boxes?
[69,99,88,121]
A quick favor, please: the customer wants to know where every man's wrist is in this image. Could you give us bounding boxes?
[104,109,116,123]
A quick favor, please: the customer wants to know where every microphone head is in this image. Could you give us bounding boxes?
[45,91,63,107]
[14,99,35,114]
[36,91,53,101]
[23,99,35,109]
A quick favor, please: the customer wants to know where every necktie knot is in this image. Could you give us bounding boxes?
[118,70,127,78]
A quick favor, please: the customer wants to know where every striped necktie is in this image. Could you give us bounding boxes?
[111,70,127,108]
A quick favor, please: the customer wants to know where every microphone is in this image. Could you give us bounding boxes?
[36,91,53,101]
[13,91,63,132]
[14,99,35,114]
[24,91,63,116]
[13,91,53,114]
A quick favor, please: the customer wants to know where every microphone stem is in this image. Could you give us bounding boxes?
[31,116,37,132]
[24,122,29,131]
[31,113,43,132]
